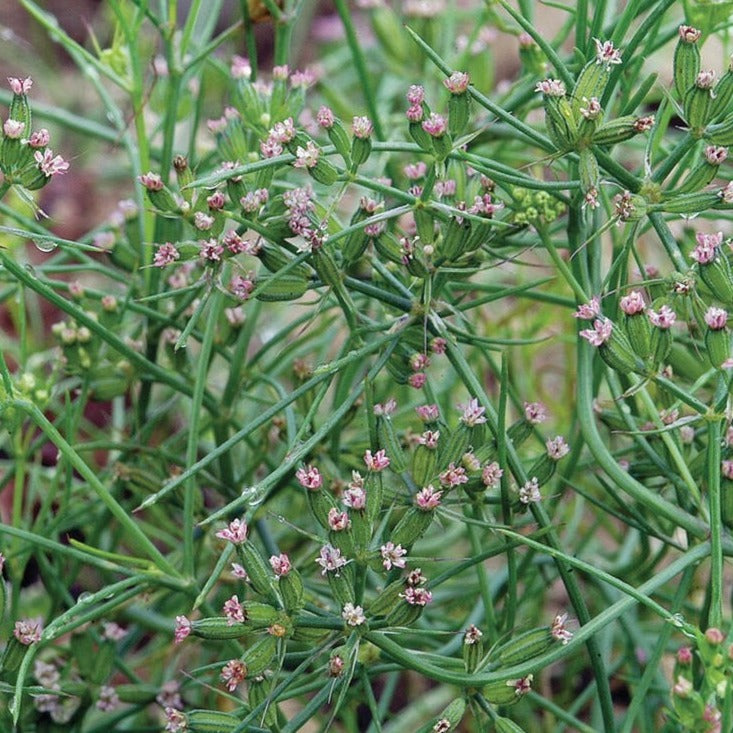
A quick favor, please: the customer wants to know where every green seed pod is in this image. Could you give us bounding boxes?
[146,185,180,213]
[410,120,434,152]
[527,453,556,486]
[431,132,453,162]
[311,247,343,289]
[482,680,523,706]
[350,508,371,550]
[187,710,239,732]
[430,699,466,731]
[705,116,733,146]
[390,506,436,548]
[571,61,610,120]
[598,326,645,374]
[440,215,472,261]
[342,207,372,264]
[191,617,249,639]
[309,158,339,186]
[705,328,730,367]
[369,579,405,617]
[255,274,309,302]
[244,635,278,677]
[412,443,438,486]
[439,423,471,467]
[8,86,32,138]
[279,569,305,613]
[623,312,652,360]
[374,232,406,265]
[385,599,422,627]
[89,641,116,685]
[370,5,410,64]
[327,119,353,163]
[684,81,714,131]
[248,674,279,728]
[674,28,702,99]
[650,325,672,365]
[307,488,338,529]
[712,62,733,121]
[237,543,275,599]
[492,627,554,666]
[366,472,383,525]
[592,115,639,145]
[327,564,355,606]
[234,79,264,122]
[462,631,484,673]
[579,148,599,193]
[0,636,28,680]
[115,684,158,704]
[448,93,470,137]
[351,136,372,167]
[495,717,529,733]
[721,479,733,529]
[543,96,578,149]
[257,242,310,278]
[655,191,721,214]
[414,206,435,245]
[698,256,733,304]
[676,158,720,194]
[377,417,407,474]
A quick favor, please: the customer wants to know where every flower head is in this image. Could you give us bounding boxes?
[415,485,442,510]
[316,106,335,129]
[444,71,469,94]
[327,508,351,531]
[293,140,321,169]
[706,307,728,330]
[482,461,503,488]
[296,465,323,490]
[364,449,390,471]
[220,659,247,692]
[421,113,448,137]
[679,25,701,43]
[648,305,676,329]
[416,404,440,422]
[352,116,373,139]
[579,318,613,346]
[223,595,246,625]
[231,55,251,79]
[342,602,366,626]
[524,401,547,424]
[215,518,248,544]
[138,172,163,191]
[406,85,425,105]
[401,586,433,606]
[459,397,486,426]
[594,39,622,67]
[464,625,483,645]
[8,76,32,95]
[3,119,24,138]
[14,619,42,645]
[620,290,646,315]
[535,79,566,96]
[706,146,728,166]
[518,477,541,504]
[35,149,69,177]
[380,542,407,570]
[546,436,570,460]
[439,463,468,487]
[174,615,191,644]
[551,612,573,644]
[315,544,348,575]
[574,296,601,320]
[28,129,50,148]
[579,97,602,120]
[165,707,187,732]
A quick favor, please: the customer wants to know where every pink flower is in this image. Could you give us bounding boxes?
[619,290,645,315]
[174,615,191,644]
[573,295,601,321]
[260,136,283,158]
[199,238,224,261]
[215,518,248,544]
[96,685,120,712]
[220,659,247,692]
[706,307,728,330]
[3,119,23,138]
[519,477,541,504]
[327,507,351,531]
[677,646,693,664]
[692,231,722,263]
[0,552,6,574]
[417,430,440,449]
[293,140,321,169]
[8,76,32,95]
[138,171,163,191]
[464,625,483,645]
[14,619,42,645]
[648,305,676,329]
[352,116,373,139]
[673,675,693,697]
[546,436,570,460]
[364,449,390,471]
[315,544,348,575]
[444,71,469,94]
[579,318,613,346]
[416,404,440,422]
[34,149,69,177]
[230,273,255,300]
[524,401,547,424]
[102,622,127,641]
[459,397,486,426]
[406,85,425,105]
[270,118,296,143]
[296,465,323,490]
[342,602,366,626]
[550,613,573,644]
[579,97,602,120]
[509,674,533,696]
[373,398,397,416]
[406,567,427,586]
[343,483,367,510]
[268,553,291,578]
[720,181,733,204]
[165,708,187,732]
[194,212,215,231]
[316,106,335,129]
[231,562,248,580]
[481,462,503,487]
[415,485,442,510]
[404,161,428,179]
[231,55,251,79]
[706,146,728,165]
[406,105,424,123]
[594,38,622,67]
[223,595,246,625]
[421,113,447,137]
[705,627,725,644]
[439,463,468,487]
[290,68,317,88]
[431,337,447,354]
[535,79,566,96]
[380,542,407,570]
[28,129,50,148]
[409,372,427,389]
[679,25,701,43]
[401,586,433,606]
